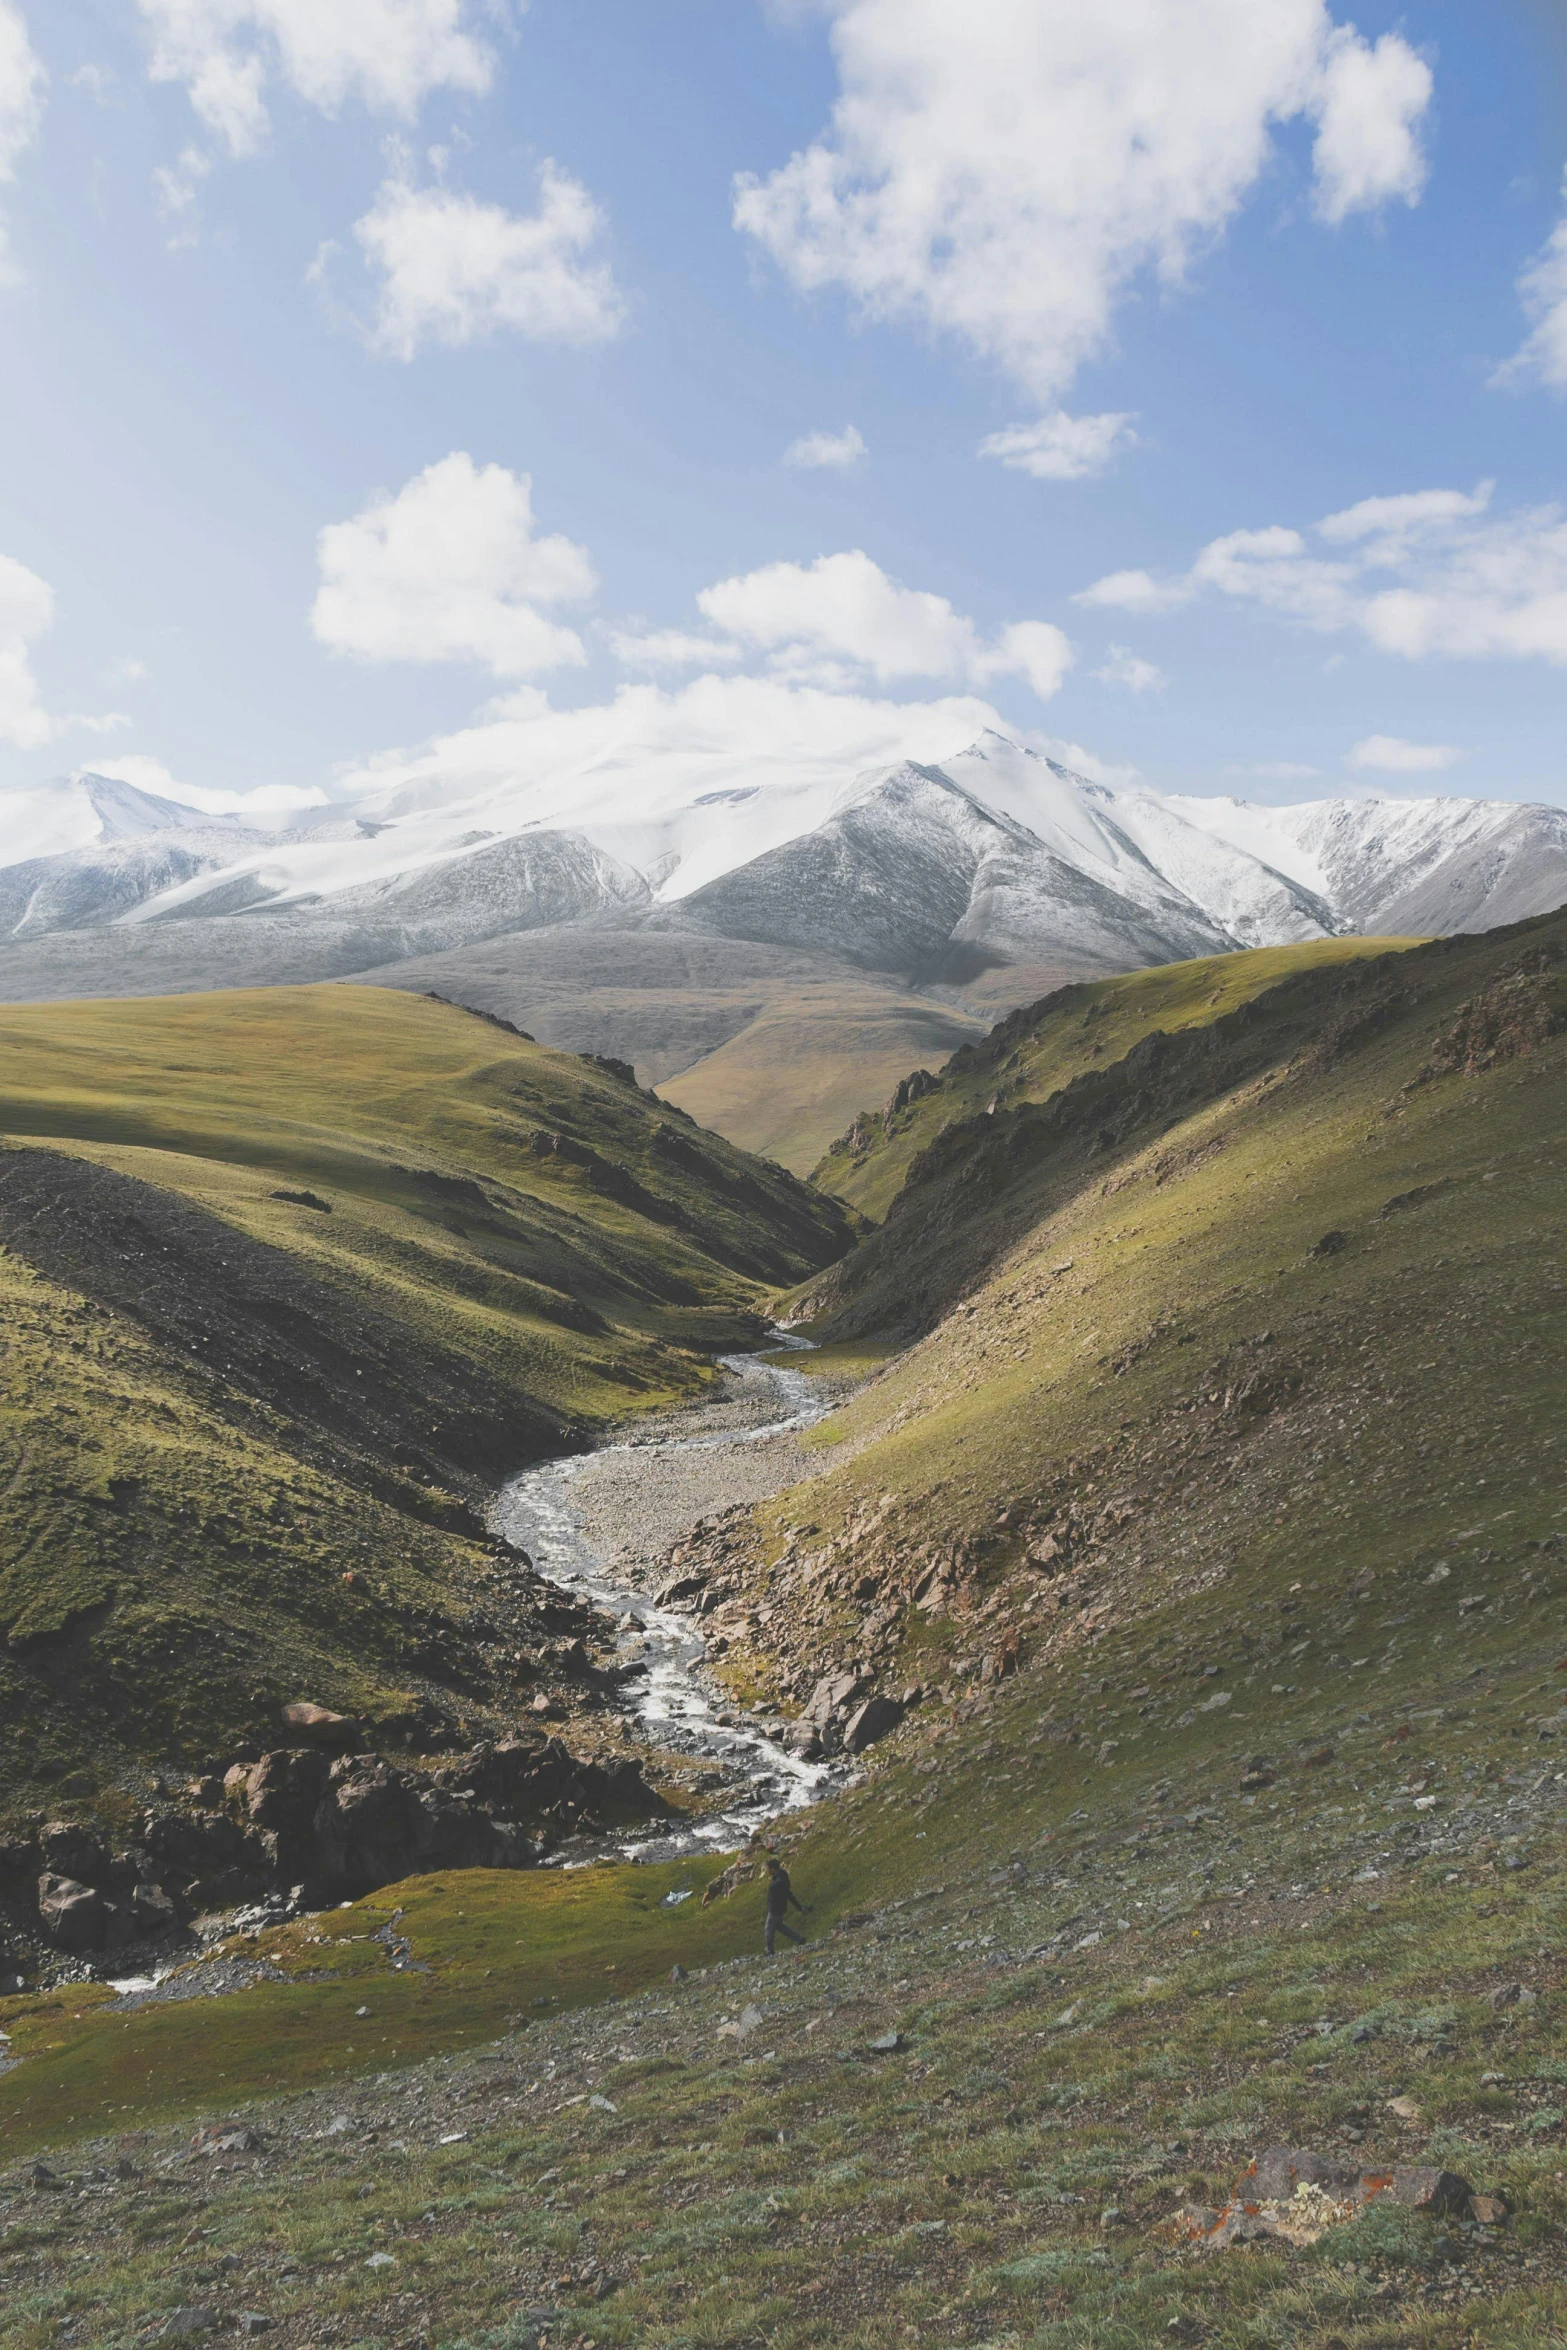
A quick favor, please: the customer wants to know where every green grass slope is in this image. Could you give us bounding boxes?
[812,936,1410,1222]
[7,924,1567,2347]
[0,985,853,1809]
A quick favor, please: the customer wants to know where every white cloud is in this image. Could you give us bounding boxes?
[978,410,1135,482]
[152,145,211,248]
[1093,643,1165,692]
[1317,483,1493,545]
[605,628,742,672]
[0,0,45,284]
[783,424,867,470]
[335,671,1025,814]
[348,164,624,360]
[1347,734,1462,773]
[1310,27,1432,225]
[137,0,494,157]
[693,548,1071,699]
[312,453,596,678]
[1078,482,1567,666]
[734,0,1434,401]
[0,550,54,748]
[1494,175,1567,395]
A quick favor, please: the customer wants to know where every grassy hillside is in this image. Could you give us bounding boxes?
[812,936,1410,1221]
[656,977,986,1172]
[4,919,1567,2345]
[0,986,853,1811]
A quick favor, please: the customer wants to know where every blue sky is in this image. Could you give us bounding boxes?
[0,0,1565,819]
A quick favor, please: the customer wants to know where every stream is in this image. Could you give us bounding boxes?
[492,1338,845,1867]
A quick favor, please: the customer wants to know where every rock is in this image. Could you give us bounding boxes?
[238,2318,274,2337]
[1391,2166,1474,2217]
[843,1694,905,1753]
[38,1821,108,1883]
[281,1702,359,1748]
[1469,2193,1509,2226]
[588,2093,618,2113]
[160,2310,218,2339]
[1246,2148,1364,2202]
[669,1963,687,1982]
[365,2251,396,2269]
[1487,1981,1526,2010]
[1386,2095,1422,2123]
[37,1872,105,1952]
[867,2030,905,2054]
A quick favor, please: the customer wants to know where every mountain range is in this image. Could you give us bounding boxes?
[2,734,1565,1166]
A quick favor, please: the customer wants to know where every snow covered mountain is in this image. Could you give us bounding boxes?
[0,738,1563,1012]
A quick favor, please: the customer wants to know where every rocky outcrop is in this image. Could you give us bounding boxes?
[0,1730,671,1974]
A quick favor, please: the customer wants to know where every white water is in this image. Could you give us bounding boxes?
[493,1342,842,1865]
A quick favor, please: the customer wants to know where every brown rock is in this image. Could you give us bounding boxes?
[843,1694,905,1753]
[37,1872,105,1952]
[1468,2192,1509,2226]
[1390,2166,1473,2217]
[281,1702,359,1747]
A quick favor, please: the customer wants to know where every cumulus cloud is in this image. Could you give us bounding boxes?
[734,0,1434,401]
[0,551,54,747]
[1494,175,1567,395]
[1310,27,1432,225]
[345,164,624,359]
[783,424,867,470]
[691,549,1072,700]
[137,0,494,157]
[312,453,596,678]
[1078,480,1567,666]
[0,0,44,284]
[979,410,1136,482]
[1093,643,1165,692]
[1348,734,1462,773]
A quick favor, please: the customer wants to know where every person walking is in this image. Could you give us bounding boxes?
[763,1855,809,1954]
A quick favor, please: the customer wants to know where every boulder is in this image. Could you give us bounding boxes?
[37,1873,105,1952]
[1391,2166,1474,2218]
[843,1694,905,1754]
[281,1702,360,1748]
[1246,2147,1363,2202]
[39,1821,108,1884]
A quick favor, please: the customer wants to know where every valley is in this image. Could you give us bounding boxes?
[0,909,1564,2350]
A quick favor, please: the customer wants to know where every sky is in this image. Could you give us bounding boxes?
[0,0,1565,824]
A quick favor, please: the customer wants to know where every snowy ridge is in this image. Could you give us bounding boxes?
[1,741,1564,993]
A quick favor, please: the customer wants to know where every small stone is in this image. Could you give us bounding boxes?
[1391,2166,1473,2218]
[867,2030,906,2054]
[1469,2193,1509,2225]
[589,2093,618,2112]
[1488,1982,1525,2010]
[1386,2095,1422,2122]
[238,2320,274,2339]
[365,2251,396,2270]
[160,2311,218,2340]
